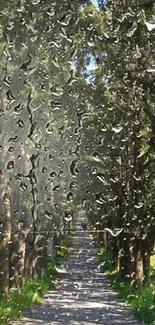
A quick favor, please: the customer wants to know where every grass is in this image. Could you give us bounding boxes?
[0,232,73,325]
[56,233,73,260]
[97,248,114,272]
[93,231,155,325]
[0,261,58,324]
[107,269,155,325]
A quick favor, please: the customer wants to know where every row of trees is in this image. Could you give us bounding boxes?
[77,0,155,286]
[0,0,91,295]
[1,0,155,295]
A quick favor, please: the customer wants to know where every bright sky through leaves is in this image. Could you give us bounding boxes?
[91,0,99,10]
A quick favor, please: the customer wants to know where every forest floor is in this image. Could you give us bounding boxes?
[9,211,142,325]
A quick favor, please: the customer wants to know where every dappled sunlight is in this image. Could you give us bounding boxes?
[10,214,141,325]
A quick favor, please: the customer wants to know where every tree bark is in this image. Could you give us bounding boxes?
[0,191,11,295]
[9,232,19,290]
[141,241,151,286]
[142,252,150,286]
[132,238,143,287]
[24,231,34,277]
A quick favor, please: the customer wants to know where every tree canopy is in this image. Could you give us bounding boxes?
[0,0,155,296]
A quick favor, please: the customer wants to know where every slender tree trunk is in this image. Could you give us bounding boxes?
[9,232,20,290]
[119,234,125,281]
[110,237,119,268]
[108,235,113,262]
[24,231,34,277]
[25,244,34,277]
[141,241,151,286]
[120,255,125,281]
[18,229,26,285]
[119,235,131,281]
[39,236,48,276]
[103,231,107,249]
[123,234,131,281]
[33,234,47,277]
[0,191,11,295]
[142,252,150,286]
[132,239,143,287]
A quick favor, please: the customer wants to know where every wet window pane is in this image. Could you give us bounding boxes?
[0,1,155,324]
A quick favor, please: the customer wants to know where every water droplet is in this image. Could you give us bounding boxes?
[112,125,123,133]
[70,181,77,189]
[66,192,73,202]
[7,161,14,171]
[42,167,47,173]
[8,135,19,143]
[70,160,79,176]
[13,102,23,114]
[50,171,57,178]
[17,119,25,127]
[53,185,60,192]
[58,171,63,178]
[97,173,106,183]
[32,0,41,4]
[8,147,14,152]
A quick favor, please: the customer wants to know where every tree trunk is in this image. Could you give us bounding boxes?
[119,234,125,281]
[123,234,131,281]
[18,228,26,285]
[33,234,47,277]
[142,252,150,286]
[141,241,151,286]
[120,254,125,281]
[133,239,143,287]
[0,190,11,295]
[24,231,34,277]
[103,231,107,249]
[9,232,20,290]
[110,237,119,268]
[39,236,48,276]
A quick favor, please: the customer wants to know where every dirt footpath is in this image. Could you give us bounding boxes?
[10,211,142,325]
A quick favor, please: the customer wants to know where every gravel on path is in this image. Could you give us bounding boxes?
[9,210,142,325]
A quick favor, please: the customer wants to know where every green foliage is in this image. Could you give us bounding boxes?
[131,287,155,325]
[92,232,100,246]
[0,260,59,325]
[151,255,155,268]
[56,234,73,260]
[108,271,155,324]
[93,231,114,271]
[43,261,60,287]
[98,248,114,272]
[56,247,68,258]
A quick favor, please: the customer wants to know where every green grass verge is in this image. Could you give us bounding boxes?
[97,244,155,325]
[56,233,73,260]
[92,231,155,325]
[107,269,155,325]
[91,228,101,247]
[0,232,74,325]
[0,260,59,325]
[97,248,114,272]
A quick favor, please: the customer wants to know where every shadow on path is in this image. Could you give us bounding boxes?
[10,210,142,325]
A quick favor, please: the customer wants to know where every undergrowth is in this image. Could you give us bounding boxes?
[56,233,73,260]
[93,231,155,325]
[0,232,73,325]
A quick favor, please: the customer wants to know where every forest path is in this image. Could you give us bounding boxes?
[10,210,141,325]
